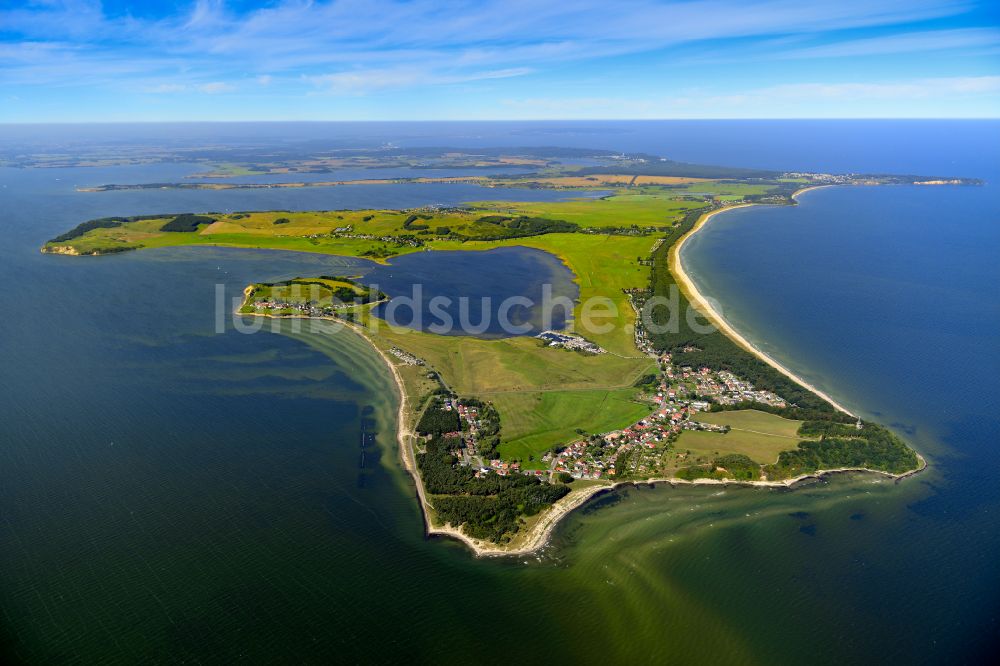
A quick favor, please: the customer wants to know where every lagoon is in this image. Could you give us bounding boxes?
[366,247,578,337]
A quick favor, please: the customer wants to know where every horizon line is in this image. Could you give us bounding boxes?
[2,117,999,127]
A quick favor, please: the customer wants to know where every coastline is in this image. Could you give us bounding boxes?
[462,184,927,557]
[239,309,927,559]
[428,453,927,558]
[669,189,857,416]
[238,191,929,558]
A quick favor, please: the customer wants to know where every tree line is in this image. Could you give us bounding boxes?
[415,400,568,542]
[418,431,568,542]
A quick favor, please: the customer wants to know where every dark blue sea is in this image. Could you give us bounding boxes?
[0,120,997,663]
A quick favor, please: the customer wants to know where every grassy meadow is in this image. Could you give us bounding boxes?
[489,388,654,465]
[467,191,706,228]
[676,410,809,465]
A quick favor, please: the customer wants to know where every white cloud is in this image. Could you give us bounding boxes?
[198,81,236,94]
[143,83,187,94]
[776,27,1000,59]
[141,81,240,94]
[502,96,657,116]
[745,76,1000,100]
[1,0,997,120]
[0,0,985,92]
[308,66,532,94]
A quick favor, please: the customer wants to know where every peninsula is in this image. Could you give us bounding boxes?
[43,150,951,555]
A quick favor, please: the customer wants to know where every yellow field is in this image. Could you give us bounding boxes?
[200,209,478,237]
[467,191,706,228]
[676,410,807,464]
[504,174,713,187]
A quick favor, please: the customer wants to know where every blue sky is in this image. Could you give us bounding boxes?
[1,0,998,122]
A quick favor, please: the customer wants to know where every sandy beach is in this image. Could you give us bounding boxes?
[423,452,927,558]
[669,189,856,416]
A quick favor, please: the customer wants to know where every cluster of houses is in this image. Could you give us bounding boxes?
[388,347,424,366]
[438,398,493,469]
[431,348,793,484]
[530,353,787,482]
[579,225,659,236]
[249,299,335,317]
[536,330,606,354]
[328,230,425,247]
[428,316,794,486]
[544,397,693,480]
[249,292,374,316]
[680,420,729,433]
[609,153,649,163]
[480,459,523,478]
[782,171,863,184]
[452,401,482,459]
[545,440,611,480]
[423,335,795,484]
[625,290,657,356]
[674,364,787,408]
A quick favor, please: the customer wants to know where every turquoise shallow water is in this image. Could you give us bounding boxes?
[1,122,998,663]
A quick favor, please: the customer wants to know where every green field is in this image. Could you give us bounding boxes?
[666,182,775,197]
[468,191,705,228]
[676,410,807,464]
[489,388,653,465]
[367,327,653,394]
[40,213,414,258]
[196,162,267,177]
[363,323,653,459]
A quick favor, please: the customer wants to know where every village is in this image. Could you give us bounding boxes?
[245,281,388,319]
[325,228,425,247]
[248,298,339,317]
[431,397,503,471]
[539,354,789,480]
[388,346,424,366]
[437,351,790,484]
[535,330,607,354]
[247,296,379,317]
